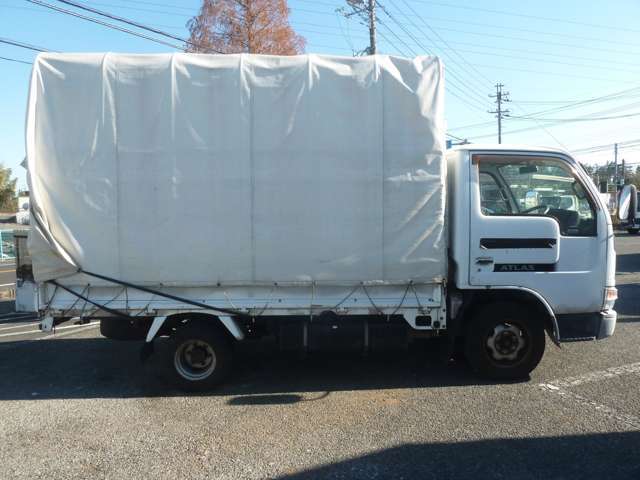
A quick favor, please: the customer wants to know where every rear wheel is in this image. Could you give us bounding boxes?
[167,322,233,391]
[464,302,545,380]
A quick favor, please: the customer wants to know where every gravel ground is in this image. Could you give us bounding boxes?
[0,233,639,479]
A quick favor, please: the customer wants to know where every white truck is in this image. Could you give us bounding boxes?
[618,184,639,234]
[19,53,617,389]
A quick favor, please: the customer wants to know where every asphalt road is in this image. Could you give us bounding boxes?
[0,234,639,479]
[0,262,15,291]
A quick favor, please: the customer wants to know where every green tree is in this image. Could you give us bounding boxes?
[0,165,17,212]
[628,165,640,188]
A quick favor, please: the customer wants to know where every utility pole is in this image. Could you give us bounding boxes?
[613,143,619,212]
[338,0,377,55]
[614,142,618,186]
[368,0,376,55]
[488,83,510,144]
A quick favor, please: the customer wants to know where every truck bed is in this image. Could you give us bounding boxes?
[40,281,445,331]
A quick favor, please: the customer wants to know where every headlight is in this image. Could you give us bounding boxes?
[603,287,617,311]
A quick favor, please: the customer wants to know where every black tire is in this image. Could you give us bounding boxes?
[464,302,545,380]
[167,321,234,391]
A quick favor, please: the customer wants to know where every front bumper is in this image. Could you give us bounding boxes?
[556,309,617,342]
[598,309,617,339]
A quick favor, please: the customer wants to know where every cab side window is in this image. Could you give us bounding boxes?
[477,155,597,237]
[479,173,511,215]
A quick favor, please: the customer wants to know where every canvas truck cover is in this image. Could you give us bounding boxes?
[25,53,446,286]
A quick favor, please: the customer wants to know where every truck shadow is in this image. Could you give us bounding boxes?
[617,252,640,274]
[614,250,639,322]
[0,336,506,401]
[274,432,640,479]
[616,283,640,322]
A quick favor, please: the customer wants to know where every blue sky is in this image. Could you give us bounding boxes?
[2,0,640,189]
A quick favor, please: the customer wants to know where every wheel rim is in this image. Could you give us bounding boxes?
[174,339,217,381]
[485,322,528,365]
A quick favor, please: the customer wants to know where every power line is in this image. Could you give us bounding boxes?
[294,14,639,83]
[44,0,194,17]
[446,132,469,143]
[451,93,640,134]
[469,118,640,141]
[458,63,632,84]
[571,139,640,154]
[414,24,639,58]
[104,0,194,11]
[375,1,564,148]
[296,5,619,148]
[46,0,219,52]
[432,46,640,76]
[334,9,357,55]
[516,100,605,105]
[450,86,640,131]
[375,1,490,110]
[386,1,565,149]
[393,0,493,94]
[77,0,193,16]
[374,20,417,60]
[375,20,488,116]
[511,112,640,123]
[294,6,640,57]
[375,3,638,147]
[306,43,353,52]
[399,11,640,50]
[377,17,487,112]
[293,22,640,70]
[295,25,640,90]
[407,0,640,35]
[0,36,50,52]
[0,56,33,65]
[26,0,185,51]
[376,18,417,55]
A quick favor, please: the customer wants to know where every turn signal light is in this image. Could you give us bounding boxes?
[603,287,618,311]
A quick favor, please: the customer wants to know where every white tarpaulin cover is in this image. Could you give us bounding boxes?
[26,53,446,286]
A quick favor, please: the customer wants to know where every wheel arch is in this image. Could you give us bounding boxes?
[457,287,560,346]
[145,311,245,343]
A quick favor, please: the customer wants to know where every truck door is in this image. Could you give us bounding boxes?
[468,152,603,313]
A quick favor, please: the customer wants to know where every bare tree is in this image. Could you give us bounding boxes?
[187,0,305,55]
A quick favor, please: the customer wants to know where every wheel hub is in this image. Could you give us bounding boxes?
[175,340,217,380]
[185,343,212,368]
[486,323,526,361]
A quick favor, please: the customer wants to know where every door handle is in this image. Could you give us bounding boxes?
[475,256,494,264]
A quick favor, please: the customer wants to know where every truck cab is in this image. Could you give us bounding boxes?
[447,145,617,373]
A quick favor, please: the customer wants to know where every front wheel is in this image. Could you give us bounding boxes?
[464,302,545,380]
[167,322,233,391]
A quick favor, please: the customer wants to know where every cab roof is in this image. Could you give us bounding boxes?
[448,143,572,157]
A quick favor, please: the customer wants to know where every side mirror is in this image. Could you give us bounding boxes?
[524,191,538,209]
